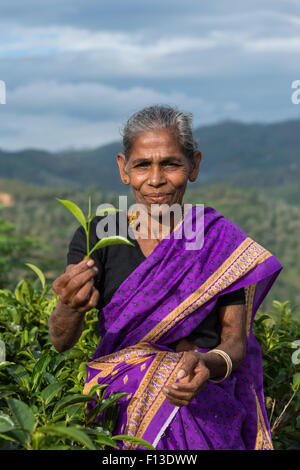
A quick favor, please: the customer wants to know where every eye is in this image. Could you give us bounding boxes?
[135,162,150,167]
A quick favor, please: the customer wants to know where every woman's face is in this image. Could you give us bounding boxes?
[117,128,201,213]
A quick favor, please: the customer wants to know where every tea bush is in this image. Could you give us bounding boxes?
[253,302,300,449]
[0,269,153,450]
[0,267,299,450]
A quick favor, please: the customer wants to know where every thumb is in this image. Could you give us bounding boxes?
[176,351,200,380]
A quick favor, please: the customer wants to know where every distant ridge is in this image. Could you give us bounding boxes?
[1,119,299,192]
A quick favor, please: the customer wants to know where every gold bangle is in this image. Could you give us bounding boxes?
[207,349,232,383]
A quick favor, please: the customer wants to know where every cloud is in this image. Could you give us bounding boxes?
[1,16,299,85]
[1,1,300,151]
[1,80,223,150]
[5,80,215,118]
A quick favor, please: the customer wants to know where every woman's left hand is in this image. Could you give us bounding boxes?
[162,351,210,407]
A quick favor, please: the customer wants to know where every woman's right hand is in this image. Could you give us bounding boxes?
[52,256,100,314]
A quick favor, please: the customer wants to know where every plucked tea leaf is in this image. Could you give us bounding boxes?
[56,199,87,232]
[89,236,134,256]
[95,207,120,216]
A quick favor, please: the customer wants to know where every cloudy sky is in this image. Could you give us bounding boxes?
[0,0,300,151]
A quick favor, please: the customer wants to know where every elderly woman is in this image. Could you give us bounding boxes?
[49,105,282,450]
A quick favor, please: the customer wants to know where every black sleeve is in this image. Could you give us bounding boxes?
[218,287,245,306]
[67,225,87,266]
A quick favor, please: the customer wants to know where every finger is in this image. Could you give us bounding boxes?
[53,257,95,291]
[77,286,100,312]
[64,256,96,278]
[59,267,98,304]
[65,265,99,296]
[164,394,190,407]
[163,386,194,402]
[87,286,100,307]
[70,280,95,308]
[175,369,209,393]
[176,351,201,380]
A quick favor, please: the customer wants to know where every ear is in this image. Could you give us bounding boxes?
[117,152,130,185]
[188,150,202,182]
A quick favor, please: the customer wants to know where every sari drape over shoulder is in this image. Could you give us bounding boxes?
[83,205,283,450]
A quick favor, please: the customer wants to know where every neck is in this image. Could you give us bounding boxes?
[128,204,184,241]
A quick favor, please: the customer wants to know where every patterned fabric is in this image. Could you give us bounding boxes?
[83,205,283,450]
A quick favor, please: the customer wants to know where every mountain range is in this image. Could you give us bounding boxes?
[1,119,299,195]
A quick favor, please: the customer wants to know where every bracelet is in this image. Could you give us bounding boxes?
[207,349,233,383]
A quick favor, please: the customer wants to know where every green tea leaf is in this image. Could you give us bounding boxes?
[293,372,300,390]
[56,199,87,232]
[40,424,96,450]
[25,263,46,289]
[87,384,109,397]
[0,414,15,433]
[7,398,35,433]
[89,236,134,256]
[112,434,155,450]
[31,355,52,389]
[95,207,120,216]
[52,394,97,416]
[20,279,34,305]
[103,403,118,434]
[93,433,118,448]
[48,353,67,374]
[14,280,23,303]
[0,361,15,370]
[88,196,91,220]
[98,393,129,414]
[291,349,300,365]
[66,404,84,421]
[0,432,17,443]
[8,364,31,389]
[42,372,59,385]
[40,383,64,406]
[40,445,71,450]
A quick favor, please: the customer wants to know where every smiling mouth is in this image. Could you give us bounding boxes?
[145,193,172,201]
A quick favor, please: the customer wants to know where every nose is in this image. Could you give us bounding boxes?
[148,164,167,187]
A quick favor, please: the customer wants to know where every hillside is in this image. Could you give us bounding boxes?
[1,119,300,201]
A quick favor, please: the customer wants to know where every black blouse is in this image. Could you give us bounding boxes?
[67,214,245,349]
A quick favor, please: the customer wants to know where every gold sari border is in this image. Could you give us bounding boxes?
[253,388,274,450]
[142,238,272,343]
[124,350,185,449]
[83,343,163,395]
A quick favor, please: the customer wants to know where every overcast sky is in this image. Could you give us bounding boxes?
[0,0,300,151]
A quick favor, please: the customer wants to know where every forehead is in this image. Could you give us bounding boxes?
[130,128,183,158]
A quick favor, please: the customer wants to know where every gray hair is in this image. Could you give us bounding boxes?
[121,104,198,163]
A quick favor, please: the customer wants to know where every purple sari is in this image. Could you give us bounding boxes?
[83,205,282,450]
